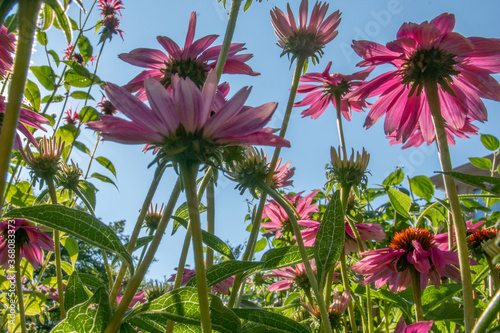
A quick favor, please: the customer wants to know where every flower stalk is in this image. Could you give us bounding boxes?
[424,79,475,332]
[14,244,26,333]
[410,267,424,322]
[334,92,347,159]
[215,0,242,82]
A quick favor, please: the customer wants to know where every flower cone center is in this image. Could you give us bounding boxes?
[390,227,434,251]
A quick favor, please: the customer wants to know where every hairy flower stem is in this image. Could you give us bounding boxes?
[410,268,423,322]
[215,0,242,82]
[324,267,335,307]
[105,178,181,333]
[47,176,66,319]
[486,256,500,293]
[14,245,27,333]
[334,93,347,159]
[0,0,42,208]
[181,163,212,332]
[258,180,333,333]
[109,165,166,306]
[472,287,500,333]
[206,177,215,268]
[424,80,474,332]
[137,229,154,268]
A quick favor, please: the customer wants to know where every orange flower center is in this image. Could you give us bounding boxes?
[390,227,434,251]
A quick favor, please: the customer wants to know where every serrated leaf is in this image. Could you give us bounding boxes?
[77,35,93,64]
[314,190,344,287]
[45,0,72,43]
[24,79,41,112]
[67,287,111,332]
[469,157,493,170]
[95,156,116,177]
[232,308,309,333]
[65,271,90,310]
[4,205,134,274]
[70,90,94,100]
[440,171,500,196]
[384,186,412,219]
[260,246,314,270]
[31,65,56,90]
[61,236,78,266]
[481,134,500,151]
[383,168,404,186]
[410,175,435,200]
[187,261,261,289]
[174,217,235,260]
[24,291,46,316]
[91,172,118,189]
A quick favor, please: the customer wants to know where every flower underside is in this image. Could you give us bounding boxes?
[293,272,310,290]
[161,58,209,88]
[280,31,325,63]
[323,80,351,99]
[401,46,460,96]
[2,224,29,248]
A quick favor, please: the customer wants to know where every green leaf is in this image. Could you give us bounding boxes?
[469,157,493,170]
[78,180,97,210]
[171,202,207,235]
[79,273,106,290]
[61,261,74,275]
[174,217,235,260]
[409,175,435,200]
[370,288,411,317]
[24,291,46,316]
[126,288,241,333]
[314,190,345,286]
[4,205,134,274]
[95,156,117,177]
[77,35,93,64]
[187,261,262,288]
[55,124,80,146]
[243,0,252,11]
[126,314,166,333]
[67,287,111,332]
[260,246,313,270]
[36,29,48,46]
[48,50,60,67]
[481,134,500,151]
[112,236,154,266]
[384,186,412,219]
[40,3,55,30]
[45,0,72,43]
[91,172,118,189]
[64,69,92,88]
[42,94,64,103]
[65,271,90,310]
[73,141,90,155]
[24,79,41,112]
[422,284,462,314]
[31,65,56,90]
[232,308,309,333]
[61,236,79,266]
[254,238,267,253]
[70,90,94,100]
[383,168,404,186]
[440,171,500,196]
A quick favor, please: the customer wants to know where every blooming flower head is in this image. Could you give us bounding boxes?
[64,107,79,125]
[395,318,433,333]
[261,190,319,243]
[272,158,295,189]
[271,0,341,63]
[119,12,258,100]
[87,71,289,165]
[265,259,317,292]
[304,287,350,330]
[98,0,124,17]
[97,96,117,115]
[351,227,469,293]
[467,227,499,258]
[295,61,374,120]
[0,96,49,150]
[348,13,500,146]
[0,219,54,270]
[167,267,234,295]
[143,203,165,232]
[98,0,124,41]
[116,280,146,308]
[0,26,16,79]
[435,220,484,250]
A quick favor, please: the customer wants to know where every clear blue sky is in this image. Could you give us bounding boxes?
[34,0,500,281]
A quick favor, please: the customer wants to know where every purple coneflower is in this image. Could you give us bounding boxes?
[167,267,234,295]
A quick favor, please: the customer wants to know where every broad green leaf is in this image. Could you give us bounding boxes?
[61,236,78,266]
[422,284,462,314]
[481,134,500,151]
[77,35,93,64]
[67,287,111,332]
[64,69,92,88]
[370,288,411,317]
[126,287,241,333]
[314,190,345,287]
[383,168,404,186]
[79,273,106,290]
[232,308,309,333]
[24,79,41,112]
[70,90,94,100]
[260,246,313,270]
[36,29,48,46]
[254,238,267,253]
[7,181,35,207]
[91,172,118,189]
[42,94,64,103]
[5,205,134,274]
[45,0,72,43]
[47,50,60,67]
[440,171,500,196]
[95,156,117,177]
[31,65,56,90]
[384,186,412,219]
[65,271,90,310]
[174,217,234,260]
[469,157,493,170]
[171,202,207,235]
[126,314,166,333]
[187,261,262,288]
[409,175,434,200]
[55,124,80,146]
[242,322,287,333]
[24,291,46,316]
[63,60,103,84]
[40,3,55,30]
[424,302,470,324]
[73,141,91,155]
[112,236,154,266]
[61,261,74,275]
[78,180,97,210]
[50,319,76,333]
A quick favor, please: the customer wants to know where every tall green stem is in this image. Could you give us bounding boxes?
[109,165,166,306]
[472,287,500,333]
[0,0,42,208]
[47,177,65,319]
[181,163,212,332]
[334,93,347,159]
[486,256,500,294]
[105,178,181,333]
[206,177,215,268]
[339,251,357,333]
[215,0,242,82]
[424,80,474,332]
[410,268,423,322]
[14,245,26,333]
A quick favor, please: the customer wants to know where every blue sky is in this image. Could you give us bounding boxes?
[34,0,500,281]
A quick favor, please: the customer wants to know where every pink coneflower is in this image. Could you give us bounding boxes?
[116,281,146,308]
[0,219,54,270]
[261,190,319,241]
[303,287,350,329]
[167,268,234,295]
[0,96,49,150]
[295,61,373,120]
[64,108,79,125]
[351,227,469,293]
[435,220,484,251]
[87,71,289,163]
[271,0,341,63]
[347,13,500,146]
[119,12,258,100]
[272,158,295,189]
[395,318,433,333]
[0,25,15,79]
[265,260,317,292]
